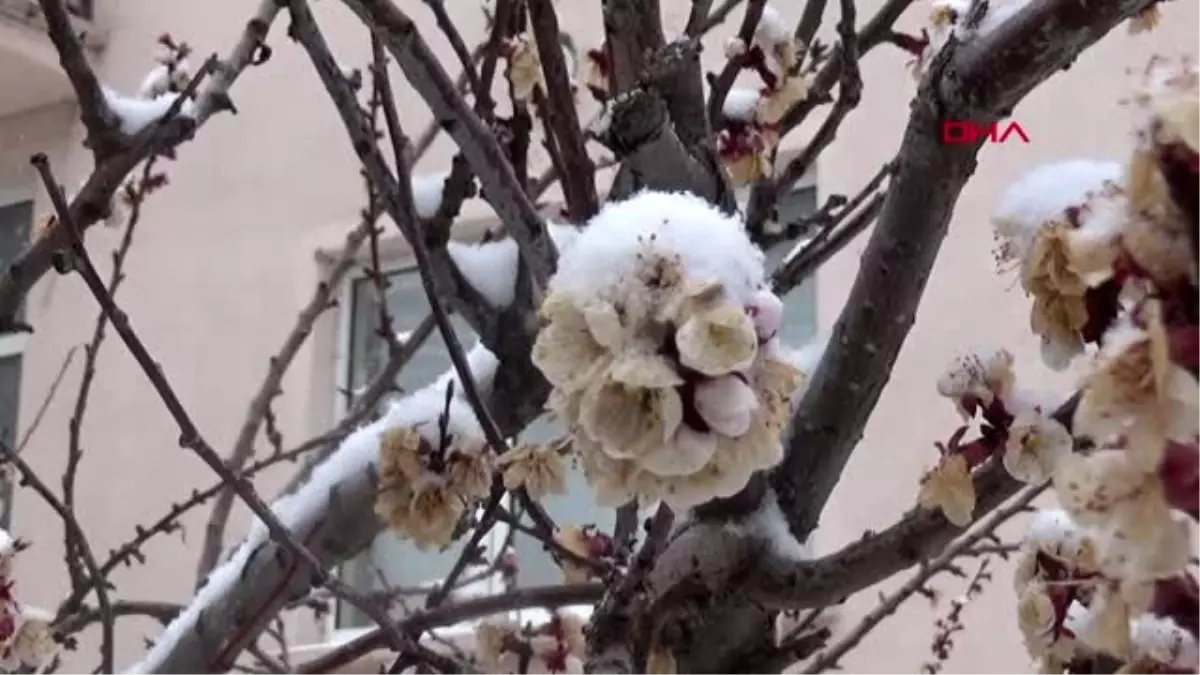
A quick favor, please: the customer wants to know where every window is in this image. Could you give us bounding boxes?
[333,186,817,635]
[0,200,32,530]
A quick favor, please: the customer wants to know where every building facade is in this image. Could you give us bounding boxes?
[0,0,1195,671]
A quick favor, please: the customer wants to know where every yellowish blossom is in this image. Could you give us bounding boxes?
[1074,303,1200,469]
[936,347,1016,419]
[505,33,545,103]
[446,448,494,501]
[675,303,758,377]
[405,477,465,550]
[1017,581,1059,647]
[725,144,775,186]
[756,75,811,126]
[578,361,683,461]
[9,612,56,671]
[554,526,596,585]
[1004,411,1074,484]
[500,442,568,499]
[1072,584,1134,660]
[918,454,976,527]
[533,293,613,394]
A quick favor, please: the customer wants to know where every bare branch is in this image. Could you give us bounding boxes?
[14,346,75,453]
[800,483,1047,672]
[36,0,119,156]
[528,0,599,222]
[421,0,485,105]
[61,160,153,605]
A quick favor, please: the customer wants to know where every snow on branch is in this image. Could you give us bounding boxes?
[447,223,581,309]
[129,347,498,672]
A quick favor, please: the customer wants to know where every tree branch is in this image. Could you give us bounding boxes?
[527,0,599,223]
[36,0,120,156]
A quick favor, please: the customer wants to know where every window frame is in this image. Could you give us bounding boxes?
[323,172,820,646]
[0,198,32,531]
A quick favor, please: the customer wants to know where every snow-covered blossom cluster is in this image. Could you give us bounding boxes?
[474,611,587,674]
[374,387,494,549]
[104,34,198,136]
[922,56,1198,673]
[0,531,58,673]
[531,191,812,510]
[717,4,815,186]
[913,0,1163,78]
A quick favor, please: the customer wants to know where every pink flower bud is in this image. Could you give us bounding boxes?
[746,288,783,341]
[693,375,759,438]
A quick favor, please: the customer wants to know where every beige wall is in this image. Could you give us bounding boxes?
[1,0,1196,671]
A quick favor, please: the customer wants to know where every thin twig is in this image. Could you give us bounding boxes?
[527,0,599,222]
[422,0,485,104]
[14,346,75,453]
[801,482,1048,673]
[63,159,155,594]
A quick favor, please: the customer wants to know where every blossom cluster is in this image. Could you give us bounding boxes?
[374,388,496,549]
[921,56,1198,673]
[531,191,808,510]
[0,531,57,673]
[716,4,815,186]
[474,611,587,674]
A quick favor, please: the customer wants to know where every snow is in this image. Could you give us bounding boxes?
[103,87,196,136]
[412,172,451,220]
[722,88,761,123]
[551,191,767,308]
[993,159,1122,259]
[723,37,748,60]
[725,488,812,562]
[433,341,501,397]
[128,356,496,673]
[447,223,582,308]
[136,62,188,100]
[1132,614,1200,669]
[752,4,790,51]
